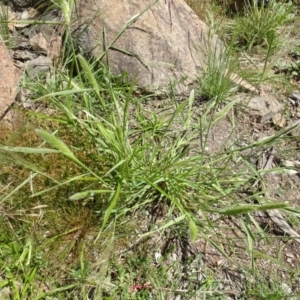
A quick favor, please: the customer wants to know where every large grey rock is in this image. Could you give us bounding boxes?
[72,0,221,93]
[0,37,21,123]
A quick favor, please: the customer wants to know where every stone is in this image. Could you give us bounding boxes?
[14,36,31,49]
[241,94,284,123]
[20,9,65,63]
[48,34,62,63]
[30,32,48,53]
[0,286,10,299]
[0,36,21,123]
[72,0,222,93]
[24,55,52,78]
[289,92,300,103]
[13,49,37,61]
[5,3,64,69]
[14,7,40,28]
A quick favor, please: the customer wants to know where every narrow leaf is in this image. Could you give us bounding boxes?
[34,88,93,102]
[101,182,121,231]
[0,146,60,154]
[69,189,112,201]
[240,218,254,268]
[35,129,78,161]
[139,215,186,238]
[77,55,100,96]
[219,203,288,216]
[258,202,288,211]
[189,219,198,242]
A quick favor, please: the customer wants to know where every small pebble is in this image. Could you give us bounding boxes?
[290,93,300,102]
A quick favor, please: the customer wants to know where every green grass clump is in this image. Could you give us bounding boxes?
[0,0,300,298]
[1,52,295,298]
[197,35,239,102]
[227,0,294,52]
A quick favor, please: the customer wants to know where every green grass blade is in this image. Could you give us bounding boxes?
[100,182,121,232]
[0,146,60,154]
[218,203,288,216]
[35,129,78,161]
[77,54,106,109]
[34,88,93,101]
[69,189,112,200]
[30,174,97,197]
[35,129,104,181]
[139,215,186,238]
[240,217,255,268]
[189,218,198,242]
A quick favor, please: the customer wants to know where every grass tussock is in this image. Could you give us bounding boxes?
[0,0,300,299]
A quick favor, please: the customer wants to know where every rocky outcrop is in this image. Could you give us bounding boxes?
[4,3,64,70]
[72,0,221,93]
